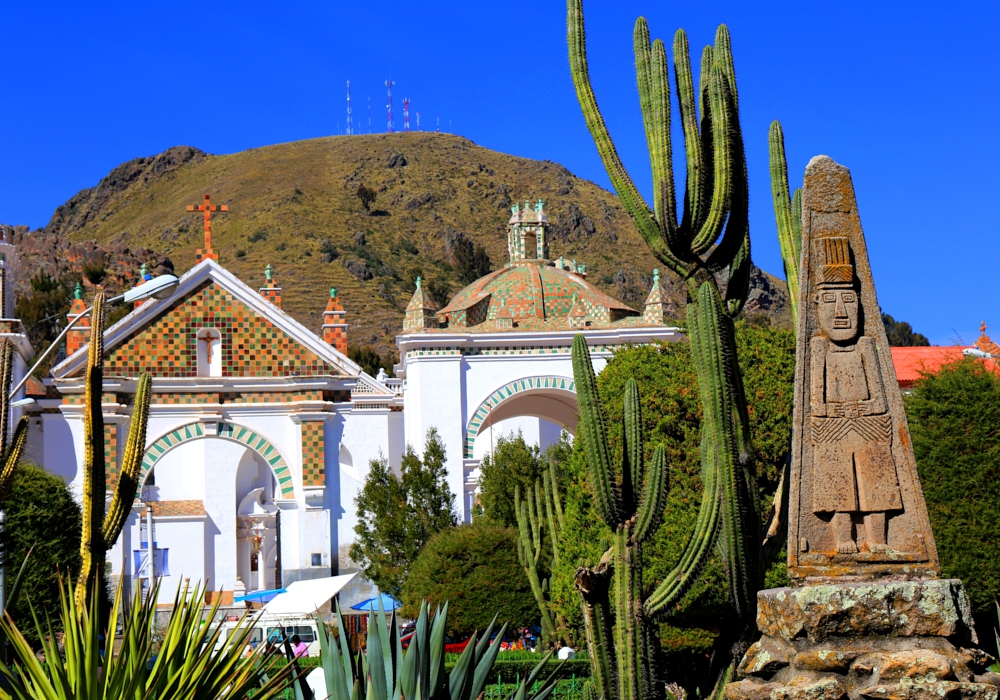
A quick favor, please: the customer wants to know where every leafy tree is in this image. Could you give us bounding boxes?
[0,463,82,643]
[356,185,377,213]
[348,345,398,377]
[906,357,1000,614]
[453,237,492,286]
[401,521,538,636]
[882,313,930,346]
[476,431,545,528]
[351,429,457,599]
[549,324,795,682]
[16,271,81,372]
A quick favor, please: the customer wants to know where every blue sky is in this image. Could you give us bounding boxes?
[1,1,997,345]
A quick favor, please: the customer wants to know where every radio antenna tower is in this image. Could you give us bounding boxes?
[416,111,421,131]
[403,98,410,132]
[346,81,353,135]
[436,115,440,133]
[385,80,395,133]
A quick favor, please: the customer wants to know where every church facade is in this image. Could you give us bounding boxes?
[19,197,679,605]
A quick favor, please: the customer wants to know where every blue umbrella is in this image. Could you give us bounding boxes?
[234,588,286,604]
[351,593,401,611]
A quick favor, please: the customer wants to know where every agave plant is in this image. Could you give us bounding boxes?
[0,577,292,700]
[309,599,562,700]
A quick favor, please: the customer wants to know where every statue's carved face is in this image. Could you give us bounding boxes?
[816,287,859,342]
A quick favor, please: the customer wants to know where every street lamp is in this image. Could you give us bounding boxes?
[8,274,180,400]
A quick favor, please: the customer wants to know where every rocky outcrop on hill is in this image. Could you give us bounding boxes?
[2,225,173,298]
[46,146,205,239]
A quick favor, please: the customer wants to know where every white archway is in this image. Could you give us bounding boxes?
[464,376,576,459]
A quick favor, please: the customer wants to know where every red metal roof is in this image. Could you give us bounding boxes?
[890,346,968,388]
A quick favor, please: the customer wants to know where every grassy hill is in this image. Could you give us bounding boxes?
[40,133,790,355]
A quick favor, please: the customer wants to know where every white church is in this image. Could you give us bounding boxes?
[3,197,679,606]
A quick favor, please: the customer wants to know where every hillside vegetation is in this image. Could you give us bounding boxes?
[35,133,789,354]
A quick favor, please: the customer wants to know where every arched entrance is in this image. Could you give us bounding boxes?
[464,376,577,459]
[140,421,295,499]
[139,421,293,593]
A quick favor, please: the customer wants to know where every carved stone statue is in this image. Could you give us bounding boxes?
[810,235,901,554]
[726,157,994,700]
[788,156,939,581]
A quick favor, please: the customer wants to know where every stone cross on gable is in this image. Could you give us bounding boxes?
[187,193,228,263]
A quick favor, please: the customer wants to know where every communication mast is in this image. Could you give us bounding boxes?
[346,80,353,135]
[436,115,440,133]
[385,80,395,133]
[403,98,410,132]
[368,97,372,133]
[416,111,421,131]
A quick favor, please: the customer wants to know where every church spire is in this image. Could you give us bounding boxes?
[403,276,439,332]
[506,199,549,264]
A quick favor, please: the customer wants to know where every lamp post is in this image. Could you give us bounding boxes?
[9,274,179,400]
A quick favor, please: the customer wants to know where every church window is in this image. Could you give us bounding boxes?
[196,328,222,377]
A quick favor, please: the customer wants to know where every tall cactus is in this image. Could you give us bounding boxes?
[514,459,572,649]
[572,335,670,700]
[74,292,153,618]
[567,0,763,688]
[0,338,30,500]
[769,120,802,324]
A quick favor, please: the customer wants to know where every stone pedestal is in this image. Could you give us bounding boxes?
[726,580,1000,700]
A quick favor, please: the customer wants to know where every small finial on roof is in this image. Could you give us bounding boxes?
[415,275,422,290]
[74,282,83,300]
[265,263,273,283]
[653,268,660,285]
[981,320,988,334]
[139,262,149,279]
[511,203,520,214]
[330,287,338,298]
[535,199,544,212]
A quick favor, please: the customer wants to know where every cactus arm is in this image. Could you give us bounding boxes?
[614,526,639,700]
[548,459,565,531]
[0,339,13,454]
[634,445,669,545]
[567,0,687,277]
[634,19,675,236]
[75,292,107,617]
[769,120,801,324]
[515,487,558,648]
[691,66,733,256]
[714,25,739,108]
[622,379,643,513]
[792,187,803,263]
[723,231,752,317]
[645,293,725,615]
[542,472,560,564]
[572,334,622,527]
[0,419,28,501]
[102,373,152,549]
[673,30,702,239]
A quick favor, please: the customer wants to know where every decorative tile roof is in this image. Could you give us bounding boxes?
[434,262,640,333]
[409,197,671,335]
[147,500,207,517]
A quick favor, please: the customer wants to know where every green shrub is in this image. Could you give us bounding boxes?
[550,324,795,665]
[1,463,82,642]
[906,357,1000,614]
[402,522,537,635]
[477,431,545,527]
